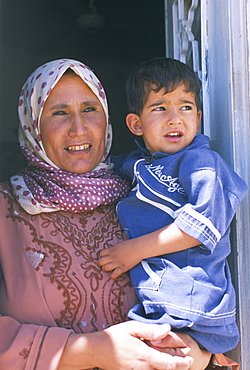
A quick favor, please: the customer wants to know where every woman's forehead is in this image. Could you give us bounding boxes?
[47,73,99,99]
[42,74,105,114]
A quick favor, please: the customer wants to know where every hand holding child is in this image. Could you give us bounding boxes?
[149,331,211,370]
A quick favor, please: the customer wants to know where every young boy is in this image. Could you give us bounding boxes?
[98,57,248,354]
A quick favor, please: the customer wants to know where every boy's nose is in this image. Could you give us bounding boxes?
[167,109,181,125]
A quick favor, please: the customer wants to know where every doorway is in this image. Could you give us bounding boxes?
[0,0,165,180]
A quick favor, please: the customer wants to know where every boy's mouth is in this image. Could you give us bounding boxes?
[165,130,183,138]
[166,132,182,137]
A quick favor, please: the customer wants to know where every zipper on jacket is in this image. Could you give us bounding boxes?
[145,154,155,165]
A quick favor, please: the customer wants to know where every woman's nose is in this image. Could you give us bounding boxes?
[68,113,87,137]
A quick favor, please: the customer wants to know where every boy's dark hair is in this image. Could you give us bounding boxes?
[126,57,201,115]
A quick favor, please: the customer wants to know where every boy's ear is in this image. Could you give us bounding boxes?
[126,113,143,136]
[196,110,202,131]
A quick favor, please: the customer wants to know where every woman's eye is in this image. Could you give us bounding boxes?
[83,107,96,113]
[52,110,67,116]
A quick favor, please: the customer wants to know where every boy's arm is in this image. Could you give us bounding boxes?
[98,223,200,279]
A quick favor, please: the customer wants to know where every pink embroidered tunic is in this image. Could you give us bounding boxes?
[0,182,136,369]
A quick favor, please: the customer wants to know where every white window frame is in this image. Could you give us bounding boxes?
[165,1,250,367]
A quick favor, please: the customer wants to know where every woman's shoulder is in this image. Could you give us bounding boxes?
[0,182,24,220]
[0,182,15,201]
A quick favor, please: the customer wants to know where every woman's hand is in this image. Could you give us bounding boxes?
[58,321,194,370]
[149,331,212,370]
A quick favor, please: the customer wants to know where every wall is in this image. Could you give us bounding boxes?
[201,0,250,367]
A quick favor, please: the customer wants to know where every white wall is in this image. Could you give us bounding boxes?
[165,0,250,366]
[201,0,250,367]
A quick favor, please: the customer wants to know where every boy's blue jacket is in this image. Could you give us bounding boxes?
[111,134,248,353]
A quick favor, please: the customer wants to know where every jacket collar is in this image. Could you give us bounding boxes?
[135,134,210,159]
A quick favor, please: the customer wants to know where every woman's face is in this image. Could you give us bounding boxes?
[40,73,106,174]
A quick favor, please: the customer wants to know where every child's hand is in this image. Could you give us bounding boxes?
[98,239,141,279]
[149,332,211,370]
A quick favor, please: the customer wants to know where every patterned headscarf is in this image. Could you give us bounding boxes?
[10,59,129,214]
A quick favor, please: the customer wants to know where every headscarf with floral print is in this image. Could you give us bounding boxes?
[10,59,129,214]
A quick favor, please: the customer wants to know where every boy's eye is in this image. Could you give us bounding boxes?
[180,105,192,111]
[153,106,165,111]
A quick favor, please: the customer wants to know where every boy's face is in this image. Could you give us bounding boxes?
[126,84,202,154]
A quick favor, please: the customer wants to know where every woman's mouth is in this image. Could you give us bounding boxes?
[65,144,91,151]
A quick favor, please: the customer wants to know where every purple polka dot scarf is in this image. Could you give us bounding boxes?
[10,59,129,214]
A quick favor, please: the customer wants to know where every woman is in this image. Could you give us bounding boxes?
[0,58,227,369]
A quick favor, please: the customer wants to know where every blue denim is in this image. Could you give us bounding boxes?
[128,256,239,353]
[112,134,248,353]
